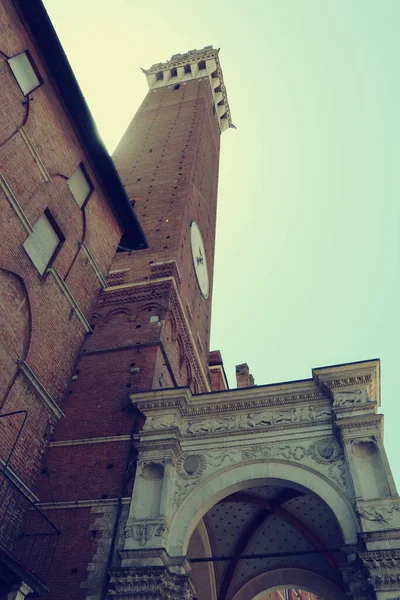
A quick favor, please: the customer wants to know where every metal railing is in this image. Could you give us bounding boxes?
[0,468,60,584]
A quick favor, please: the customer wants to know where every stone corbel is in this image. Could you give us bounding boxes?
[125,518,169,548]
[340,559,375,600]
[312,360,380,419]
[108,566,195,600]
[331,386,376,419]
[360,549,400,596]
[108,564,195,600]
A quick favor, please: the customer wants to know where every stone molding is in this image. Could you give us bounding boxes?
[131,385,330,422]
[0,172,33,234]
[19,125,50,182]
[80,241,107,287]
[169,437,349,509]
[36,497,131,510]
[18,360,64,419]
[335,414,383,445]
[149,260,182,285]
[341,562,375,599]
[108,566,195,600]
[50,434,131,447]
[46,267,92,332]
[313,360,380,406]
[360,549,400,591]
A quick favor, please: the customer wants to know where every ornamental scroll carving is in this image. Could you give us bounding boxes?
[184,405,332,435]
[108,567,195,600]
[125,520,168,546]
[171,437,347,507]
[361,550,400,591]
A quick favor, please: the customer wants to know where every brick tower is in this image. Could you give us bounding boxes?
[40,47,231,600]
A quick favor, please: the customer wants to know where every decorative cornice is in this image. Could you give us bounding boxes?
[18,360,64,420]
[100,277,211,392]
[46,267,92,332]
[80,241,107,287]
[335,414,383,440]
[106,269,130,286]
[108,566,195,600]
[313,360,380,406]
[360,549,400,590]
[150,260,182,285]
[50,434,131,447]
[37,497,131,510]
[130,386,328,418]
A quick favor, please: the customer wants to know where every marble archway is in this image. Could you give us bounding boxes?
[108,360,400,600]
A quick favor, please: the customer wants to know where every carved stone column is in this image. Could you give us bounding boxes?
[340,561,375,600]
[108,566,195,600]
[360,549,400,600]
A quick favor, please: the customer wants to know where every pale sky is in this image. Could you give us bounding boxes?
[43,0,400,485]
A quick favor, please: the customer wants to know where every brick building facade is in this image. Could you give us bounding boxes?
[36,44,233,600]
[0,0,145,595]
[3,3,400,600]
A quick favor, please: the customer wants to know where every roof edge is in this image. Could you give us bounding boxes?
[14,0,148,250]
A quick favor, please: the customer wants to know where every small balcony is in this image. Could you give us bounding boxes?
[0,469,60,595]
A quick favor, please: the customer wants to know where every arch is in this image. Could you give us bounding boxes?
[139,301,163,315]
[187,519,217,600]
[167,460,358,557]
[104,307,136,324]
[231,568,346,600]
[0,266,32,359]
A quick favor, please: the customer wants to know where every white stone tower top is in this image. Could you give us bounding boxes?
[143,46,232,132]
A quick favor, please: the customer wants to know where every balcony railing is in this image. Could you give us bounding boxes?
[0,468,60,586]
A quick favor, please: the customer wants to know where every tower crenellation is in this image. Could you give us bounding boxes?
[144,46,232,132]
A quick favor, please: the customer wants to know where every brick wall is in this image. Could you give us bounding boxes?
[38,74,223,598]
[0,0,121,510]
[112,77,221,376]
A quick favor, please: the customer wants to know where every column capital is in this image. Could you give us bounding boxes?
[108,566,195,600]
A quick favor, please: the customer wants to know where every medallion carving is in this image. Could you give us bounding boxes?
[170,436,348,508]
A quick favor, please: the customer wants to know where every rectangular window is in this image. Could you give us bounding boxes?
[7,51,43,96]
[23,210,63,275]
[67,163,93,208]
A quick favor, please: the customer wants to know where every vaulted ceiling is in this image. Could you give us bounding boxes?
[188,484,344,600]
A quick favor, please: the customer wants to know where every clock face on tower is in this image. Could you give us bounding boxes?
[190,221,209,299]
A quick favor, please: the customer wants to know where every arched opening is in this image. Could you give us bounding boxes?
[177,463,353,600]
[168,460,358,558]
